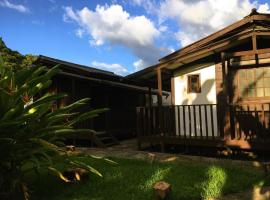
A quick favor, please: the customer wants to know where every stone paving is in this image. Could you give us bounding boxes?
[78,139,262,170]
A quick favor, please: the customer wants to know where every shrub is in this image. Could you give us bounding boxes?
[0,58,108,199]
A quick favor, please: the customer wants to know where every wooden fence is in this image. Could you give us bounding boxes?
[230,103,270,140]
[136,104,218,139]
[137,103,270,141]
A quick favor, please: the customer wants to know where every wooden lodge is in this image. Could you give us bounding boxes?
[130,9,270,151]
[37,55,169,147]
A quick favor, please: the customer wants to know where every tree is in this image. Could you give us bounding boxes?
[0,37,37,70]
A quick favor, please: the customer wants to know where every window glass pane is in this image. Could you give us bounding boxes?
[249,83,255,89]
[265,88,270,97]
[257,88,264,97]
[264,68,270,77]
[256,78,264,87]
[239,70,246,79]
[239,79,248,88]
[264,78,270,86]
[240,87,248,98]
[256,68,264,78]
[248,89,255,97]
[247,70,254,80]
[188,75,200,93]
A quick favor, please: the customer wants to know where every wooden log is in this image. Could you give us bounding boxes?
[66,145,75,152]
[153,181,171,200]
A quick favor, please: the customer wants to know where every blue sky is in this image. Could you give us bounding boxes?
[0,0,270,76]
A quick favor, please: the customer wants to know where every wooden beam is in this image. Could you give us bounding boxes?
[225,47,270,58]
[158,32,253,70]
[56,71,170,96]
[255,31,270,36]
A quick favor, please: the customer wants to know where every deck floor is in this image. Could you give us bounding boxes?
[138,135,270,151]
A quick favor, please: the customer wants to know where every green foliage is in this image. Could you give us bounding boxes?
[0,58,108,199]
[0,37,37,70]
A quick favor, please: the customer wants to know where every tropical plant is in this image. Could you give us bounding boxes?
[0,57,108,199]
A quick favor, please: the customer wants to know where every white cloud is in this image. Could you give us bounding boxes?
[75,29,84,38]
[0,0,29,13]
[63,4,169,71]
[133,59,146,71]
[91,61,129,76]
[258,3,270,13]
[158,0,270,46]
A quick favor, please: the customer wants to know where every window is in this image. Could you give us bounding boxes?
[236,67,270,99]
[187,74,201,93]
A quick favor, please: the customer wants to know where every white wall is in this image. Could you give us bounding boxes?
[174,65,216,105]
[173,65,219,137]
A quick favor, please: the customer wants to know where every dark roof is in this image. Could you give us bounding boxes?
[38,55,121,78]
[36,55,170,95]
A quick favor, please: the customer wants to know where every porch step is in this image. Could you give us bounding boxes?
[93,131,119,148]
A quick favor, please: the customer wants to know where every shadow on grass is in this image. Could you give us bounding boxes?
[28,157,270,200]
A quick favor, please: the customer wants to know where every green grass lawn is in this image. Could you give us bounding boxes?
[28,156,269,200]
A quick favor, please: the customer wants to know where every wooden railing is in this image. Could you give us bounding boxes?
[230,103,270,140]
[136,104,219,139]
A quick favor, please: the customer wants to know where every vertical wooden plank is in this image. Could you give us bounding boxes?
[193,105,197,138]
[262,104,265,130]
[183,105,186,138]
[188,105,192,138]
[152,106,156,135]
[210,105,215,139]
[177,106,181,136]
[137,107,143,149]
[172,105,176,136]
[142,107,146,136]
[136,107,141,138]
[199,105,203,138]
[145,107,149,136]
[204,105,209,138]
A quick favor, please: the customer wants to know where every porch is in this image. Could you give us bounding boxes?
[136,103,270,151]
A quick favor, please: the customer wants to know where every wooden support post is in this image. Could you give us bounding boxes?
[148,86,153,108]
[157,68,165,152]
[221,52,232,140]
[170,78,176,136]
[157,68,163,134]
[148,87,153,135]
[157,68,163,107]
[170,77,175,106]
[252,33,259,66]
